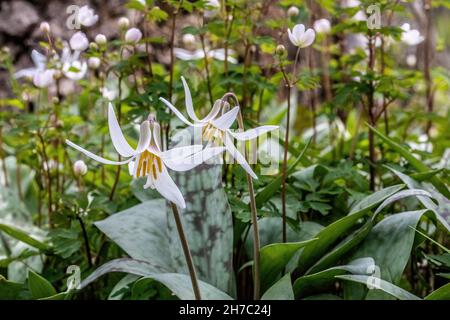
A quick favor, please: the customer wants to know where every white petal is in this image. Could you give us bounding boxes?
[108,103,136,157]
[211,106,239,130]
[224,134,257,179]
[159,97,195,127]
[151,121,163,152]
[163,146,226,171]
[300,29,315,48]
[153,165,186,209]
[14,68,37,79]
[287,28,298,46]
[227,125,278,141]
[128,160,135,175]
[136,120,152,153]
[181,77,201,122]
[66,140,133,165]
[31,50,46,70]
[293,24,306,40]
[174,48,204,60]
[203,99,223,122]
[160,145,203,161]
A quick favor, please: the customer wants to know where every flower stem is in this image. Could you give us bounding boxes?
[76,213,93,268]
[170,202,201,300]
[221,92,260,300]
[0,127,9,187]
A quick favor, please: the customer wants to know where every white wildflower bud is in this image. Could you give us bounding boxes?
[89,42,99,51]
[73,160,88,176]
[182,33,196,47]
[53,70,62,80]
[406,54,416,67]
[70,31,89,51]
[118,17,130,29]
[88,57,101,69]
[287,6,299,17]
[313,19,331,34]
[95,34,107,45]
[276,44,286,57]
[125,28,142,43]
[39,22,50,34]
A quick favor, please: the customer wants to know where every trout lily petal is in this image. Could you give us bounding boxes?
[160,78,278,179]
[66,103,225,208]
[174,48,237,64]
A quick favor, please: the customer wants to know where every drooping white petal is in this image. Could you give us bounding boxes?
[128,160,135,175]
[159,97,195,126]
[174,48,205,61]
[181,77,201,122]
[203,99,223,122]
[163,146,226,171]
[160,145,203,161]
[66,140,133,165]
[209,49,238,64]
[287,28,298,46]
[31,50,46,70]
[224,134,258,179]
[108,103,136,157]
[13,68,38,79]
[227,125,278,141]
[136,120,152,154]
[151,165,186,209]
[211,106,240,130]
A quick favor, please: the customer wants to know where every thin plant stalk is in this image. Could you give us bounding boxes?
[424,0,434,136]
[221,92,261,300]
[200,34,214,107]
[0,127,9,187]
[170,202,202,300]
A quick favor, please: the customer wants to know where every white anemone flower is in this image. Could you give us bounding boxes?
[174,48,238,64]
[66,104,225,208]
[61,46,87,81]
[77,5,99,27]
[313,19,331,34]
[288,24,316,48]
[401,23,424,46]
[160,77,278,179]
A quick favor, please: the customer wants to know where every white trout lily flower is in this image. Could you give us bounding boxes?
[288,24,316,48]
[66,104,225,208]
[401,23,424,46]
[174,48,238,64]
[160,77,278,179]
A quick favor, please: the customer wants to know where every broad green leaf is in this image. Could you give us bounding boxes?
[80,258,233,300]
[336,275,421,300]
[0,222,49,251]
[28,270,57,299]
[260,238,317,292]
[294,257,376,298]
[261,273,294,300]
[369,125,449,197]
[0,275,27,299]
[345,210,429,299]
[298,185,405,274]
[255,139,311,208]
[425,283,450,300]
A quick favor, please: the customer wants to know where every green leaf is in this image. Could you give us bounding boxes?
[255,139,311,208]
[336,275,421,300]
[0,222,49,251]
[28,270,57,299]
[260,238,317,292]
[425,283,450,300]
[345,210,429,299]
[80,258,232,300]
[369,124,450,197]
[261,273,294,300]
[293,257,376,298]
[0,275,26,299]
[297,185,405,274]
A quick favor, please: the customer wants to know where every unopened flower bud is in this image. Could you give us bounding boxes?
[53,70,62,80]
[89,42,99,51]
[287,6,299,17]
[276,44,286,57]
[182,33,196,47]
[51,97,60,105]
[88,57,101,69]
[125,28,142,43]
[70,31,89,51]
[118,17,130,29]
[39,22,50,34]
[95,34,107,45]
[73,160,88,176]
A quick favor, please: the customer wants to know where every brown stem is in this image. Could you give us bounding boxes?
[367,35,376,191]
[200,34,214,107]
[37,132,53,228]
[424,0,433,136]
[170,202,201,300]
[308,46,317,144]
[0,127,9,187]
